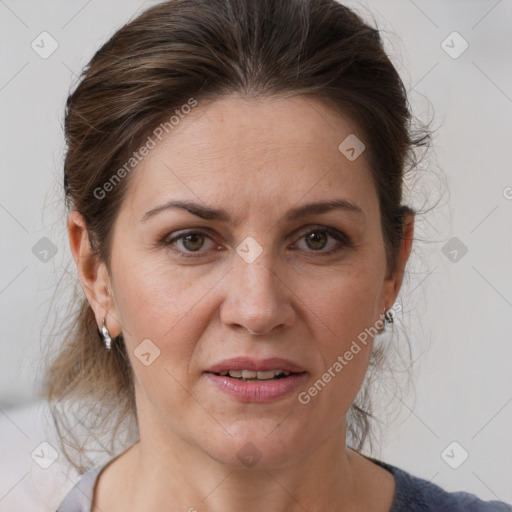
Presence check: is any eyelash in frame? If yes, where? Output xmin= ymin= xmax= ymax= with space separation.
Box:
xmin=162 ymin=226 xmax=352 ymax=259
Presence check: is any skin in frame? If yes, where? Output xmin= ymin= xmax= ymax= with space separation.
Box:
xmin=68 ymin=93 xmax=414 ymax=512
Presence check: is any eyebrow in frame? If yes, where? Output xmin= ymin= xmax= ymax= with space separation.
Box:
xmin=140 ymin=198 xmax=364 ymax=224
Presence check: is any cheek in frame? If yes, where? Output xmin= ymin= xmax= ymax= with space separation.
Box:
xmin=300 ymin=263 xmax=382 ymax=342
xmin=112 ymin=252 xmax=221 ymax=343
xmin=113 ymin=260 xmax=214 ymax=415
xmin=296 ymin=267 xmax=380 ymax=397
xmin=296 ymin=293 xmax=375 ymax=425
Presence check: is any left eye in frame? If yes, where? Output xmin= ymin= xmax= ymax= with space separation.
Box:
xmin=291 ymin=227 xmax=347 ymax=254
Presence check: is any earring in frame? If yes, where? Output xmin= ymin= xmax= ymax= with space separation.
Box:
xmin=384 ymin=307 xmax=394 ymax=324
xmin=101 ymin=316 xmax=113 ymax=350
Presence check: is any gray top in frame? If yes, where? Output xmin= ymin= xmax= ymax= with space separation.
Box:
xmin=56 ymin=457 xmax=512 ymax=511
xmin=57 ymin=464 xmax=104 ymax=511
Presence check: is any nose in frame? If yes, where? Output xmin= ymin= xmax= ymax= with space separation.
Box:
xmin=219 ymin=251 xmax=296 ymax=336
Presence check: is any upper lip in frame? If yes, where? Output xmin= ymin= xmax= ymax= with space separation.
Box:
xmin=206 ymin=357 xmax=306 ymax=374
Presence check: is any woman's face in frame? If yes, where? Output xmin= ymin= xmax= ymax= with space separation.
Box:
xmin=94 ymin=94 xmax=410 ymax=468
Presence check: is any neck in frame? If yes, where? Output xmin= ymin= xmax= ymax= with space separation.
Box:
xmin=112 ymin=423 xmax=368 ymax=512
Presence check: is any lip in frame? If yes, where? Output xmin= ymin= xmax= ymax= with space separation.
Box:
xmin=205 ymin=356 xmax=306 ymax=374
xmin=205 ymin=372 xmax=308 ymax=402
xmin=204 ymin=357 xmax=307 ymax=403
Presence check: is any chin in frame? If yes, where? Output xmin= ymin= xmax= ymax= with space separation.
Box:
xmin=201 ymin=422 xmax=309 ymax=470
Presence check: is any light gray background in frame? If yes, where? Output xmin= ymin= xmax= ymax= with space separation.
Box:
xmin=1 ymin=0 xmax=511 ymax=509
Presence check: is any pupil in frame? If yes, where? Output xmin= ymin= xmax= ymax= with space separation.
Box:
xmin=183 ymin=234 xmax=203 ymax=251
xmin=306 ymin=231 xmax=327 ymax=250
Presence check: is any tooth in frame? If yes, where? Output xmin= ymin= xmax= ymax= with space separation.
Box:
xmin=256 ymin=370 xmax=279 ymax=379
xmin=223 ymin=369 xmax=294 ymax=380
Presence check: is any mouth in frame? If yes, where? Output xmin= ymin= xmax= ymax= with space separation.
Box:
xmin=209 ymin=369 xmax=299 ymax=382
xmin=204 ymin=359 xmax=308 ymax=402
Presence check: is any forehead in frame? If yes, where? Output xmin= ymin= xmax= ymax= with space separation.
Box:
xmin=120 ymin=94 xmax=379 ymax=224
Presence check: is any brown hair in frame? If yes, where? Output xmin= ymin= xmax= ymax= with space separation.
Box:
xmin=43 ymin=0 xmax=430 ymax=472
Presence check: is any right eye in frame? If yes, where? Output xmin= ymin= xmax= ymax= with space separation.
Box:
xmin=164 ymin=231 xmax=221 ymax=258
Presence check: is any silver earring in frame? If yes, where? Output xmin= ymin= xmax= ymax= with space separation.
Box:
xmin=101 ymin=317 xmax=113 ymax=350
xmin=384 ymin=307 xmax=394 ymax=324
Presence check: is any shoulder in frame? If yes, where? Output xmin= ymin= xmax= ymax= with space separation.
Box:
xmin=56 ymin=464 xmax=106 ymax=512
xmin=368 ymin=457 xmax=512 ymax=512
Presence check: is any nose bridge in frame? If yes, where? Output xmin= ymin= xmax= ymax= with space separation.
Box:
xmin=238 ymin=251 xmax=279 ymax=301
xmin=220 ymin=246 xmax=294 ymax=335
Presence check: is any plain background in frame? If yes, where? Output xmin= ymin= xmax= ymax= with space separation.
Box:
xmin=1 ymin=0 xmax=511 ymax=508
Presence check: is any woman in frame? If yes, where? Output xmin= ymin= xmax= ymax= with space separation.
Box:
xmin=45 ymin=0 xmax=511 ymax=510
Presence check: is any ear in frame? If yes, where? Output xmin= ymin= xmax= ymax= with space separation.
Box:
xmin=67 ymin=211 xmax=122 ymax=337
xmin=382 ymin=210 xmax=415 ymax=312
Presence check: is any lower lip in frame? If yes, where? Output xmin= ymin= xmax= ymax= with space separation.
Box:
xmin=204 ymin=372 xmax=307 ymax=402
